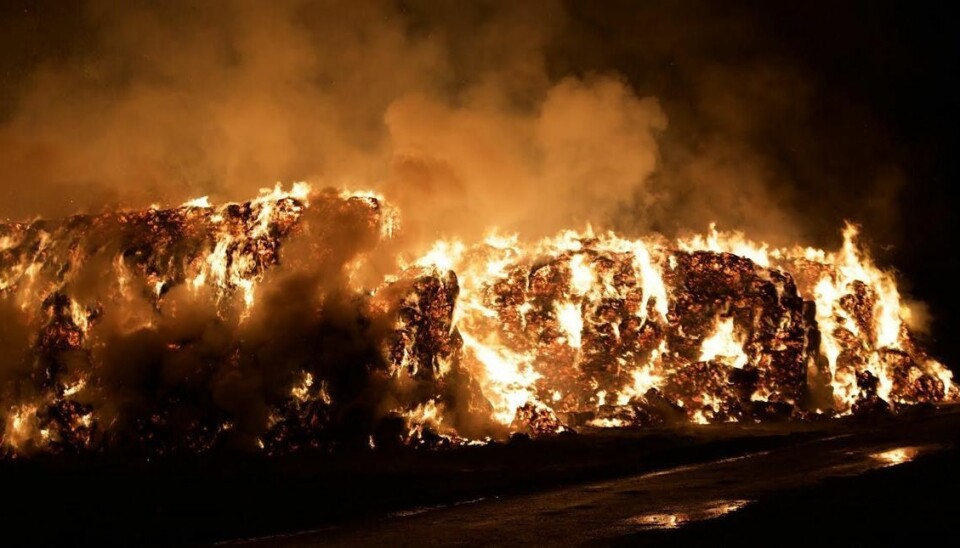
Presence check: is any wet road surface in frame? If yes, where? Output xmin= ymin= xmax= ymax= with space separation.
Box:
xmin=244 ymin=408 xmax=960 ymax=546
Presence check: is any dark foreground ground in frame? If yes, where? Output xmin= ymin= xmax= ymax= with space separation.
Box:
xmin=3 ymin=405 xmax=959 ymax=546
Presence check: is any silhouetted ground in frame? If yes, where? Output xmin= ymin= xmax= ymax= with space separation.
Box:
xmin=3 ymin=405 xmax=958 ymax=546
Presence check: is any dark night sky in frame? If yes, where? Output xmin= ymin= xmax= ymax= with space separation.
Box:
xmin=1 ymin=0 xmax=958 ymax=367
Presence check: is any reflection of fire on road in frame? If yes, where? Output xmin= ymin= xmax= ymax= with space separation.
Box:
xmin=870 ymin=446 xmax=921 ymax=467
xmin=625 ymin=499 xmax=753 ymax=530
xmin=0 ymin=185 xmax=955 ymax=455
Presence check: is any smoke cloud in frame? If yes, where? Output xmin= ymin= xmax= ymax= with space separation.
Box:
xmin=2 ymin=0 xmax=892 ymax=249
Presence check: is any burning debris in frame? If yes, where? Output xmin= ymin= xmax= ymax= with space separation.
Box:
xmin=0 ymin=186 xmax=955 ymax=456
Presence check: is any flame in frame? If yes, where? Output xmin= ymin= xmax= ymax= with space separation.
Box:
xmin=678 ymin=223 xmax=771 ymax=267
xmin=291 ymin=372 xmax=314 ymax=402
xmin=699 ymin=317 xmax=748 ymax=369
xmin=411 ymin=240 xmax=465 ymax=272
xmin=556 ymin=301 xmax=584 ymax=348
xmin=3 ymin=405 xmax=40 ymax=450
xmin=188 ymin=182 xmax=312 ymax=313
xmin=339 ymin=188 xmax=400 ymax=239
xmin=798 ymin=223 xmax=948 ymax=411
xmin=460 ymin=332 xmax=541 ymax=424
xmin=181 ymin=196 xmax=212 ymax=209
xmin=402 ymin=399 xmax=449 ymax=444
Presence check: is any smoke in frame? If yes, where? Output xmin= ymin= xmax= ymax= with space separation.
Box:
xmin=0 ymin=0 xmax=916 ymax=253
xmin=0 ymin=0 xmax=756 ymax=248
xmin=384 ymin=75 xmax=666 ymax=240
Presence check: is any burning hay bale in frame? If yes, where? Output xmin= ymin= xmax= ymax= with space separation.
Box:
xmin=0 ymin=185 xmax=400 ymax=455
xmin=510 ymin=402 xmax=570 ymax=437
xmin=661 ymin=251 xmax=807 ymax=421
xmin=445 ymin=244 xmax=810 ymax=427
xmin=385 ymin=269 xmax=461 ymax=380
xmin=422 ymin=224 xmax=954 ymax=434
xmin=0 ymin=187 xmax=955 ymax=456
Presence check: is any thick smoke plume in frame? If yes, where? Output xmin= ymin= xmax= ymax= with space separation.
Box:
xmin=1 ymin=1 xmax=921 ymax=254
xmin=2 ymin=0 xmax=907 ymax=246
xmin=0 ymin=1 xmax=663 ymax=245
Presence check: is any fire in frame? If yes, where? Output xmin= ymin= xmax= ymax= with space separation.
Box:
xmin=0 ymin=185 xmax=955 ymax=456
xmin=460 ymin=332 xmax=541 ymax=425
xmin=3 ymin=405 xmax=40 ymax=450
xmin=556 ymin=301 xmax=584 ymax=348
xmin=678 ymin=223 xmax=772 ymax=267
xmin=699 ymin=316 xmax=748 ymax=369
xmin=339 ymin=188 xmax=400 ymax=239
xmin=187 ymin=182 xmax=312 ymax=311
xmin=291 ymin=372 xmax=314 ymax=402
xmin=402 ymin=220 xmax=954 ymax=434
xmin=181 ymin=196 xmax=213 ymax=209
xmin=402 ymin=399 xmax=448 ymax=444
xmin=803 ymin=224 xmax=909 ymax=409
xmin=411 ymin=239 xmax=465 ymax=272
